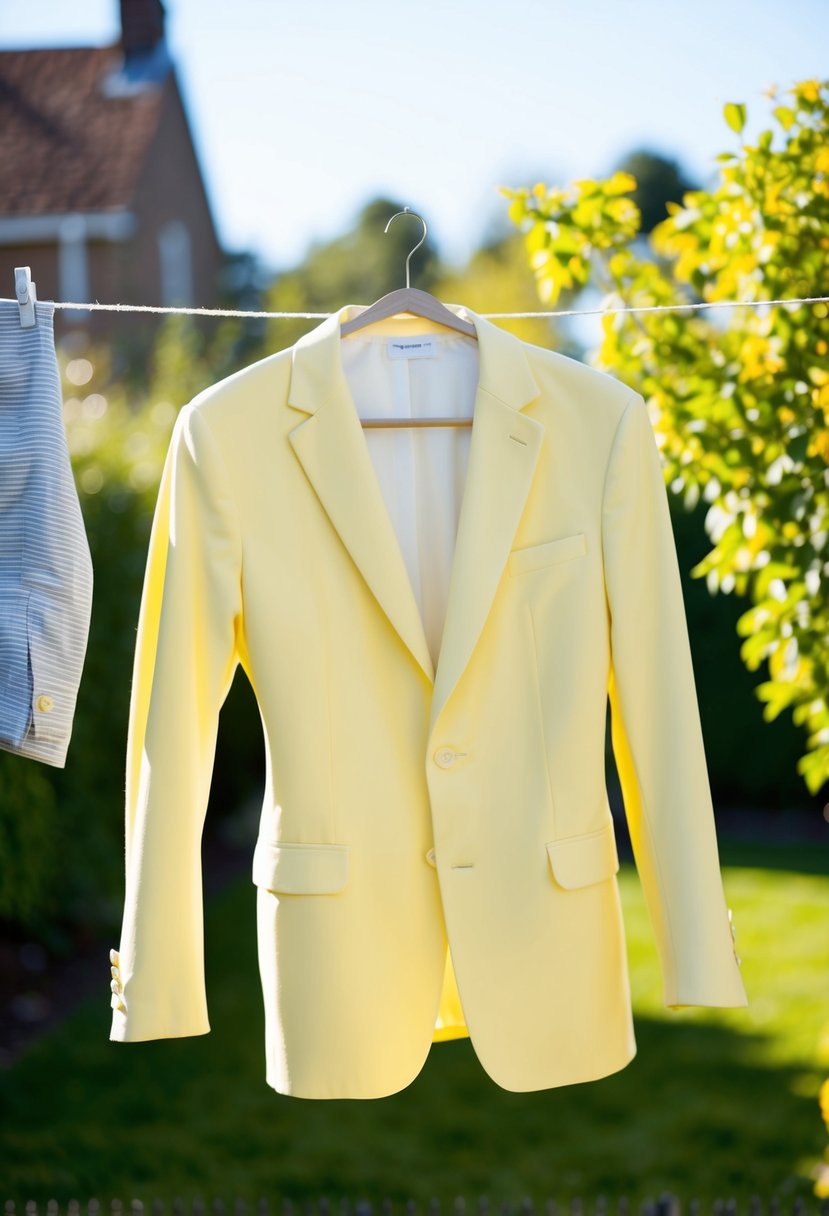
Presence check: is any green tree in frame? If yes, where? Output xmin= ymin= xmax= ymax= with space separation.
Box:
xmin=501 ymin=77 xmax=829 ymax=799
xmin=610 ymin=148 xmax=701 ymax=235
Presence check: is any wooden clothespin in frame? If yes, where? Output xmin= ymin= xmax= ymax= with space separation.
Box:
xmin=15 ymin=266 xmax=37 ymax=328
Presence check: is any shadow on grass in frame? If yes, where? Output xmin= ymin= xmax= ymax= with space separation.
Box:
xmin=0 ymin=873 xmax=823 ymax=1206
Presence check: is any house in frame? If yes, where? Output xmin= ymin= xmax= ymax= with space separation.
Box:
xmin=0 ymin=0 xmax=223 ymax=351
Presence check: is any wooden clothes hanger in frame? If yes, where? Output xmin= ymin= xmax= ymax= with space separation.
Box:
xmin=339 ymin=207 xmax=477 ymax=429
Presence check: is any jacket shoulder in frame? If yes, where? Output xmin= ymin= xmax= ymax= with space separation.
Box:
xmin=183 ymin=347 xmax=294 ymax=439
xmin=522 ymin=341 xmax=636 ymax=432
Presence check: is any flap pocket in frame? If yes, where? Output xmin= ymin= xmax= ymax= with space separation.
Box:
xmin=546 ymin=821 xmax=619 ymax=889
xmin=252 ymin=840 xmax=349 ymax=894
xmin=508 ymin=531 xmax=587 ymax=576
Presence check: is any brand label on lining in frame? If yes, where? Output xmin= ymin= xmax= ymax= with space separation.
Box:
xmin=387 ymin=338 xmax=438 ymax=360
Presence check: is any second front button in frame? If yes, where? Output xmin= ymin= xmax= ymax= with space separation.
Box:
xmin=434 ymin=748 xmax=456 ymax=768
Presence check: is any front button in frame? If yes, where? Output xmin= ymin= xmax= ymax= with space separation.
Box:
xmin=434 ymin=748 xmax=456 ymax=768
xmin=425 ymin=847 xmax=436 ymax=866
xmin=35 ymin=694 xmax=54 ymax=713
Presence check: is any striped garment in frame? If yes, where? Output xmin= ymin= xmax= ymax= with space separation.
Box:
xmin=0 ymin=298 xmax=93 ymax=767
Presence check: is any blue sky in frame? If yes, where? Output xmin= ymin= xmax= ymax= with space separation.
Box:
xmin=4 ymin=0 xmax=827 ymax=277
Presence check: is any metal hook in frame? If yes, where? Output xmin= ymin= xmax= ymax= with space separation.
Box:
xmin=384 ymin=206 xmax=427 ymax=289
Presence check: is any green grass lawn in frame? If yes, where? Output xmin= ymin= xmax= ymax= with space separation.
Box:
xmin=1 ymin=838 xmax=827 ymax=1208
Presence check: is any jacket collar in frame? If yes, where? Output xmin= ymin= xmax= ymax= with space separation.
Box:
xmin=286 ymin=301 xmax=544 ymax=738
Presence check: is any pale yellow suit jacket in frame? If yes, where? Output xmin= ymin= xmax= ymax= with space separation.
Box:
xmin=109 ymin=301 xmax=747 ymax=1099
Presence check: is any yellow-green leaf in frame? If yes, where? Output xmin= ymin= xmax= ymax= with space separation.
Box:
xmin=724 ymin=102 xmax=747 ymax=133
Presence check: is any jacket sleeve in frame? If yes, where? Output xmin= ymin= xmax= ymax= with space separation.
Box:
xmin=602 ymin=391 xmax=747 ymax=1009
xmin=110 ymin=400 xmax=242 ymax=1042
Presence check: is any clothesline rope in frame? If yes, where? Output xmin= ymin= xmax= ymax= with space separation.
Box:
xmin=45 ymin=295 xmax=829 ymax=320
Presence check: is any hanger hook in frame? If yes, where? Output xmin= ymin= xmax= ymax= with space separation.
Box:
xmin=384 ymin=206 xmax=427 ymax=289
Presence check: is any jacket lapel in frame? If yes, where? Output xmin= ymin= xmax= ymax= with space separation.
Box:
xmin=286 ymin=302 xmax=545 ymax=733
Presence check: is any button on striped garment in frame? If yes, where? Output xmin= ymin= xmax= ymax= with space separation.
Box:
xmin=0 ymin=298 xmax=93 ymax=767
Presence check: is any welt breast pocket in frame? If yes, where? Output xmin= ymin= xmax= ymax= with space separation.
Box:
xmin=507 ymin=530 xmax=588 ymax=577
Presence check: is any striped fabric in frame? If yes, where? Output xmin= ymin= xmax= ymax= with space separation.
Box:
xmin=0 ymin=298 xmax=93 ymax=767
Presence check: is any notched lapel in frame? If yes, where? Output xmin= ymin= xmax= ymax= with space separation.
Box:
xmin=285 ymin=304 xmax=545 ymax=726
xmin=288 ymin=384 xmax=437 ymax=684
xmin=430 ymin=387 xmax=544 ymax=736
